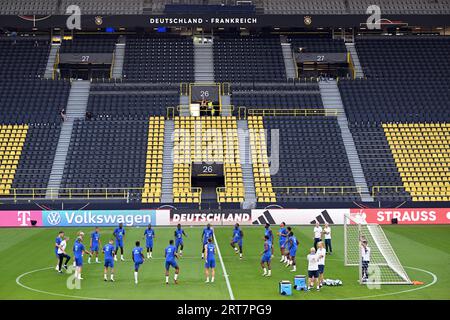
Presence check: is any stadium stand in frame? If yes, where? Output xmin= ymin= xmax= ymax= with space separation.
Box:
xmin=339 ymin=77 xmax=450 ymax=201
xmin=60 ymin=119 xmax=148 ymax=197
xmin=60 ymin=35 xmax=118 ymax=53
xmin=262 ymin=0 xmax=347 ymax=14
xmin=0 ymin=0 xmax=58 ymax=15
xmin=356 ymin=37 xmax=450 ymax=79
xmin=263 ymin=116 xmax=359 ymax=202
xmin=87 ymin=83 xmax=180 ymax=118
xmin=0 ymin=39 xmax=50 ymax=79
xmin=347 ymin=0 xmax=450 ymax=14
xmin=289 ymin=36 xmax=347 ymax=53
xmin=142 ymin=117 xmax=165 ymax=203
xmin=248 ymin=116 xmax=277 ymax=203
xmin=0 ymin=125 xmax=28 ymax=196
xmin=383 ymin=123 xmax=450 ymax=202
xmin=231 ymin=82 xmax=323 ymax=115
xmin=123 ymin=36 xmax=194 ymax=82
xmin=12 ymin=124 xmax=62 ymax=193
xmin=173 ymin=117 xmax=244 ymax=204
xmin=0 ymin=79 xmax=70 ymax=124
xmin=59 ymin=0 xmax=143 ymax=14
xmin=213 ymin=36 xmax=286 ymax=83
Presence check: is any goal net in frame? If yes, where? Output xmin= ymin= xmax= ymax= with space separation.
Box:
xmin=344 ymin=213 xmax=412 ymax=285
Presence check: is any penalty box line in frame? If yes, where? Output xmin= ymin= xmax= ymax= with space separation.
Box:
xmin=213 ymin=233 xmax=235 ymax=300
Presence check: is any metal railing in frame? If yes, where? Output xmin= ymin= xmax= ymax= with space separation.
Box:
xmin=246 ymin=108 xmax=339 ymax=117
xmin=371 ymin=186 xmax=407 ymax=197
xmin=272 ymin=186 xmax=362 ymax=196
xmin=1 ymin=187 xmax=142 ymax=202
xmin=216 ymin=186 xmax=244 ymax=204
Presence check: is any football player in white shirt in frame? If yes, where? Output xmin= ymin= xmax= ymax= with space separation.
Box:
xmin=361 ymin=240 xmax=371 ymax=282
xmin=316 ymin=241 xmax=326 ymax=287
xmin=57 ymin=237 xmax=71 ymax=273
xmin=307 ymin=247 xmax=320 ymax=291
xmin=323 ymin=223 xmax=332 ymax=254
xmin=313 ymin=222 xmax=322 ymax=250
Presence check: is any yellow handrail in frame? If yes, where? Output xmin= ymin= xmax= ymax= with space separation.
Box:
xmin=272 ymin=186 xmax=362 ymax=196
xmin=247 ymin=108 xmax=338 ymax=117
xmin=2 ymin=187 xmax=141 ymax=201
xmin=371 ymin=186 xmax=407 ymax=197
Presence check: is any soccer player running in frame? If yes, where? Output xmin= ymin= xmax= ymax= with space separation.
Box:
xmin=174 ymin=224 xmax=187 ymax=256
xmin=288 ymin=231 xmax=299 ymax=272
xmin=73 ymin=236 xmax=91 ymax=280
xmin=307 ymin=247 xmax=320 ymax=291
xmin=103 ymin=239 xmax=116 ymax=282
xmin=260 ymin=235 xmax=272 ymax=277
xmin=132 ymin=241 xmax=144 ymax=284
xmin=278 ymin=222 xmax=288 ymax=263
xmin=57 ymin=236 xmax=71 ymax=273
xmin=88 ymin=227 xmax=101 ymax=264
xmin=264 ymin=223 xmax=274 ymax=257
xmin=143 ymin=224 xmax=155 ymax=259
xmin=316 ymin=241 xmax=326 ymax=287
xmin=204 ymin=238 xmax=216 ymax=283
xmin=165 ymin=239 xmax=180 ymax=285
xmin=230 ymin=223 xmax=244 ymax=259
xmin=201 ymin=224 xmax=214 ymax=259
xmin=313 ymin=222 xmax=323 ymax=251
xmin=54 ymin=231 xmax=64 ymax=270
xmin=113 ymin=223 xmax=125 ymax=261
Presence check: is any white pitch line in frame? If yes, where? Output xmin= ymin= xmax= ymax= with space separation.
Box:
xmin=213 ymin=234 xmax=235 ymax=300
xmin=338 ymin=266 xmax=438 ymax=300
xmin=16 ymin=267 xmax=108 ymax=300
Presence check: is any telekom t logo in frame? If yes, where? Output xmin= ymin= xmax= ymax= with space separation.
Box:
xmin=17 ymin=211 xmax=31 ymax=226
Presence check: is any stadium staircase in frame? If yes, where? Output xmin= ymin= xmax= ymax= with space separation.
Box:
xmin=45 ymin=80 xmax=91 ymax=199
xmin=221 ymin=94 xmax=232 ymax=116
xmin=237 ymin=120 xmax=257 ymax=209
xmin=44 ymin=43 xmax=60 ymax=79
xmin=161 ymin=120 xmax=175 ymax=203
xmin=111 ymin=36 xmax=126 ymax=79
xmin=281 ymin=41 xmax=297 ymax=80
xmin=345 ymin=43 xmax=364 ymax=78
xmin=194 ymin=37 xmax=214 ymax=83
xmin=319 ymin=80 xmax=373 ymax=202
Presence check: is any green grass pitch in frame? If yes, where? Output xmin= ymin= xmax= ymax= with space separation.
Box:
xmin=0 ymin=225 xmax=448 ymax=300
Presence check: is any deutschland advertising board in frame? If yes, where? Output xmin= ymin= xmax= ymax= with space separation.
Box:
xmin=169 ymin=210 xmax=252 ymax=226
xmin=1 ymin=208 xmax=450 ymax=227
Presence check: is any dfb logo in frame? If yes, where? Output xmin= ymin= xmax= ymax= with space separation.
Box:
xmin=47 ymin=212 xmax=62 ymax=226
xmin=17 ymin=211 xmax=31 ymax=226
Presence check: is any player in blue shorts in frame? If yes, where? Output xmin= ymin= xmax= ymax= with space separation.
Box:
xmin=288 ymin=231 xmax=299 ymax=272
xmin=103 ymin=239 xmax=115 ymax=282
xmin=264 ymin=223 xmax=274 ymax=257
xmin=73 ymin=236 xmax=91 ymax=280
xmin=201 ymin=224 xmax=214 ymax=259
xmin=54 ymin=231 xmax=64 ymax=270
xmin=278 ymin=222 xmax=288 ymax=263
xmin=230 ymin=223 xmax=244 ymax=259
xmin=260 ymin=235 xmax=272 ymax=277
xmin=88 ymin=227 xmax=101 ymax=264
xmin=174 ymin=224 xmax=187 ymax=256
xmin=143 ymin=224 xmax=155 ymax=259
xmin=283 ymin=226 xmax=292 ymax=267
xmin=204 ymin=238 xmax=216 ymax=283
xmin=165 ymin=239 xmax=180 ymax=285
xmin=132 ymin=241 xmax=144 ymax=284
xmin=113 ymin=223 xmax=125 ymax=261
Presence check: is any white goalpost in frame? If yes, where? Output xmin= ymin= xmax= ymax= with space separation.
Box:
xmin=344 ymin=213 xmax=412 ymax=285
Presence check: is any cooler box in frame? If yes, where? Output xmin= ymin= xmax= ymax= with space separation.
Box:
xmin=294 ymin=275 xmax=307 ymax=291
xmin=279 ymin=280 xmax=292 ymax=296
